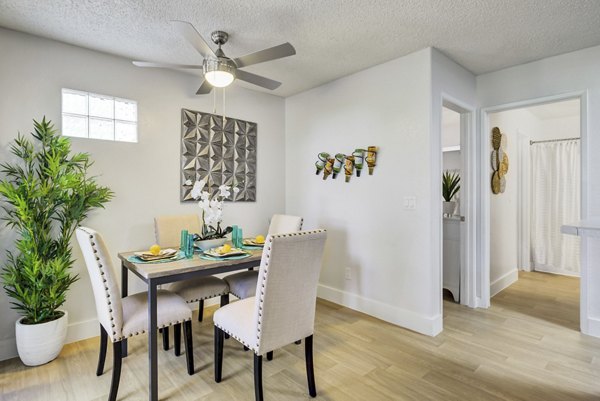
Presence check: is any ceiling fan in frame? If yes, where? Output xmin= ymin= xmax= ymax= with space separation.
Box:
xmin=133 ymin=20 xmax=296 ymax=94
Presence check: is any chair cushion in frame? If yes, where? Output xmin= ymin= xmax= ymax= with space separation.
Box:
xmin=121 ymin=290 xmax=191 ymax=339
xmin=213 ymin=297 xmax=257 ymax=351
xmin=166 ymin=276 xmax=229 ymax=303
xmin=224 ymin=270 xmax=259 ymax=299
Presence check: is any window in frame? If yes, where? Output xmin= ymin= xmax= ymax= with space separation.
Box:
xmin=61 ymin=89 xmax=137 ymax=142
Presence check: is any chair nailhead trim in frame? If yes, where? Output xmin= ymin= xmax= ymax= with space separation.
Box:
xmin=81 ymin=227 xmax=120 ymax=342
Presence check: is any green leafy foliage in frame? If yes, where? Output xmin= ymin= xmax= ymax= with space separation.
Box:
xmin=442 ymin=171 xmax=460 ymax=202
xmin=0 ymin=118 xmax=113 ymax=324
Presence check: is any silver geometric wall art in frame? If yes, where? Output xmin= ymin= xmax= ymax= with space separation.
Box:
xmin=181 ymin=108 xmax=257 ymax=202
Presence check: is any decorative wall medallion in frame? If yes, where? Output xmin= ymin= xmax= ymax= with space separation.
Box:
xmin=180 ymin=108 xmax=257 ymax=202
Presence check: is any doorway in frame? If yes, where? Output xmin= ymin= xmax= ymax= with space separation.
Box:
xmin=439 ymin=99 xmax=476 ymax=312
xmin=441 ymin=107 xmax=462 ymax=303
xmin=482 ymin=95 xmax=584 ymax=331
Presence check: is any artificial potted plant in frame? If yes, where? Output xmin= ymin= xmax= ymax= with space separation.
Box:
xmin=442 ymin=170 xmax=460 ymax=216
xmin=0 ymin=118 xmax=113 ymax=366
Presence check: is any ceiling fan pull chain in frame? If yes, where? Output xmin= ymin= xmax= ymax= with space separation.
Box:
xmin=213 ymin=89 xmax=217 ymax=114
xmin=222 ymin=88 xmax=226 ymax=125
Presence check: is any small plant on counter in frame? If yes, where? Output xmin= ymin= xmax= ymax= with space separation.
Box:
xmin=442 ymin=171 xmax=460 ymax=202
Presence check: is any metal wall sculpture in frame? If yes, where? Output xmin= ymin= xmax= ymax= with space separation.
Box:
xmin=181 ymin=108 xmax=257 ymax=202
xmin=491 ymin=126 xmax=509 ymax=194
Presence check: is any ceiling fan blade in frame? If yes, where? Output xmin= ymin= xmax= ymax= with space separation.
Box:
xmin=233 ymin=43 xmax=296 ymax=68
xmin=171 ymin=20 xmax=215 ymax=58
xmin=236 ymin=69 xmax=282 ymax=90
xmin=132 ymin=61 xmax=203 ymax=69
xmin=196 ymin=79 xmax=213 ymax=95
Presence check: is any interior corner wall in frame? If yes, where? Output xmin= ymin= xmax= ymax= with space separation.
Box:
xmin=285 ymin=48 xmax=439 ymax=335
xmin=477 ymin=45 xmax=600 ymax=337
xmin=0 ymin=27 xmax=286 ymax=360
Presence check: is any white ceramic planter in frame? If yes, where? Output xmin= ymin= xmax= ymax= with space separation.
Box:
xmin=443 ymin=201 xmax=457 ymax=216
xmin=15 ymin=310 xmax=68 ymax=366
xmin=195 ymin=237 xmax=227 ymax=251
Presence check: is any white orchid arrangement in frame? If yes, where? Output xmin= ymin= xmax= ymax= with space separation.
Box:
xmin=185 ymin=179 xmax=240 ymax=240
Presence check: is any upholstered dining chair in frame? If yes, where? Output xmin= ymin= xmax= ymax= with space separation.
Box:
xmin=76 ymin=227 xmax=194 ymax=401
xmin=213 ymin=230 xmax=327 ymax=401
xmin=224 ymin=214 xmax=303 ymax=300
xmin=154 ymin=214 xmax=230 ymax=353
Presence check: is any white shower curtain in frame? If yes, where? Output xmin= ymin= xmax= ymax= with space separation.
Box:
xmin=530 ymin=140 xmax=580 ymax=275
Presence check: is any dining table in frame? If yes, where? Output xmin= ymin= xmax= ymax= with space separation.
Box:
xmin=117 ymin=246 xmax=263 ymax=401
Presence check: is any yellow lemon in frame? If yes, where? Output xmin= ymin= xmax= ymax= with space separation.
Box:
xmin=255 ymin=235 xmax=265 ymax=244
xmin=219 ymin=243 xmax=232 ymax=254
xmin=149 ymin=244 xmax=161 ymax=256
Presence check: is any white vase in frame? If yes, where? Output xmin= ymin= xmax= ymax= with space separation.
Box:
xmin=443 ymin=201 xmax=457 ymax=216
xmin=195 ymin=237 xmax=227 ymax=251
xmin=15 ymin=310 xmax=68 ymax=366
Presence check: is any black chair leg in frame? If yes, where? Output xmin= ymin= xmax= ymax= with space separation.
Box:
xmin=266 ymin=351 xmax=273 ymax=361
xmin=214 ymin=326 xmax=224 ymax=383
xmin=295 ymin=340 xmax=302 ymax=345
xmin=109 ymin=341 xmax=123 ymax=401
xmin=305 ymin=335 xmax=317 ymax=397
xmin=183 ymin=321 xmax=194 ymax=375
xmin=174 ymin=323 xmax=182 ymax=356
xmin=198 ymin=299 xmax=204 ymax=322
xmin=96 ymin=325 xmax=107 ymax=376
xmin=220 ymin=295 xmax=230 ymax=339
xmin=254 ymin=354 xmax=263 ymax=401
xmin=162 ymin=327 xmax=169 ymax=351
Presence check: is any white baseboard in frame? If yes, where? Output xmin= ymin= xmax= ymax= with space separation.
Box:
xmin=490 ymin=269 xmax=519 ymax=297
xmin=317 ymin=284 xmax=443 ymax=336
xmin=582 ymin=316 xmax=600 ymax=338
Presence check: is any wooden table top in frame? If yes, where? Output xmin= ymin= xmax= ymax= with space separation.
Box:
xmin=118 ymin=248 xmax=263 ymax=280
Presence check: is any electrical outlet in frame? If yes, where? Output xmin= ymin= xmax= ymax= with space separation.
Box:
xmin=403 ymin=196 xmax=416 ymax=210
xmin=344 ymin=267 xmax=352 ymax=280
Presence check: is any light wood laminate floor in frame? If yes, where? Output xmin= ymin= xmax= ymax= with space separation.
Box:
xmin=1 ymin=271 xmax=598 ymax=400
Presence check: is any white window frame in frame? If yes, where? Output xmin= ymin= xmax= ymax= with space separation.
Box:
xmin=61 ymin=88 xmax=138 ymax=142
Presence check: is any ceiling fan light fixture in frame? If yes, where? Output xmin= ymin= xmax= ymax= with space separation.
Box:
xmin=204 ymin=58 xmax=236 ymax=88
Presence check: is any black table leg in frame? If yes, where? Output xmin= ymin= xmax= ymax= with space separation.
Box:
xmin=121 ymin=261 xmax=129 ymax=357
xmin=148 ymin=279 xmax=158 ymax=401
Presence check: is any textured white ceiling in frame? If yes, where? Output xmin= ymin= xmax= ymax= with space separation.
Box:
xmin=1 ymin=0 xmax=600 ymax=97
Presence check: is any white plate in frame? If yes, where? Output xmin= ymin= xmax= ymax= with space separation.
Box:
xmin=204 ymin=247 xmax=248 ymax=258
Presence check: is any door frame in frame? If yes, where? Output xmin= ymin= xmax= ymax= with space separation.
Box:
xmin=478 ymin=91 xmax=588 ymax=330
xmin=439 ymin=95 xmax=477 ymax=311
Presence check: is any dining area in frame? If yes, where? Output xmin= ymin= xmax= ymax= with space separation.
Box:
xmin=73 ymin=202 xmax=325 ymax=401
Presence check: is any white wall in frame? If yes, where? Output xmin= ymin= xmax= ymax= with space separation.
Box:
xmin=478 ymin=45 xmax=600 ymax=336
xmin=0 ymin=28 xmax=286 ymax=360
xmin=285 ymin=48 xmax=438 ymax=335
xmin=443 ymin=151 xmax=461 ymax=171
xmin=535 ymin=115 xmax=580 ymax=141
xmin=488 ymin=109 xmax=538 ymax=295
xmin=284 ymin=47 xmax=476 ymax=336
